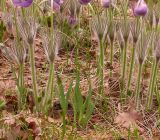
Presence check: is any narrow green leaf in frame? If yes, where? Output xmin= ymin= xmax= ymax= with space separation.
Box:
xmin=0 ymin=100 xmax=6 ymax=109
xmin=66 ymin=81 xmax=73 ymax=101
xmin=80 ymin=85 xmax=92 ymax=117
xmin=75 ymin=73 xmax=83 ymax=114
xmin=57 ymin=75 xmax=67 ymax=114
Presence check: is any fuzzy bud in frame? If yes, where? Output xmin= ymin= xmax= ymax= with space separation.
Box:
xmin=134 ymin=0 xmax=148 ymax=16
xmin=101 ymin=0 xmax=110 ymax=8
xmin=68 ymin=15 xmax=77 ymax=27
xmin=79 ymin=0 xmax=92 ymax=5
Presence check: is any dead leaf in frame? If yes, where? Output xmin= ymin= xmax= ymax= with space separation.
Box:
xmin=48 ymin=117 xmax=55 ymax=123
xmin=4 ymin=116 xmax=15 ymax=126
xmin=7 ymin=124 xmax=29 ymax=140
xmin=0 ymin=129 xmax=6 ymax=139
xmin=115 ymin=105 xmax=144 ymax=133
xmin=25 ymin=117 xmax=41 ymax=136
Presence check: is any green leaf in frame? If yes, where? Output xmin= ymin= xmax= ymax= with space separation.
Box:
xmin=0 ymin=100 xmax=6 ymax=109
xmin=57 ymin=75 xmax=66 ymax=114
xmin=66 ymin=81 xmax=73 ymax=101
xmin=80 ymin=85 xmax=92 ymax=118
xmin=75 ymin=73 xmax=83 ymax=114
xmin=85 ymin=101 xmax=95 ymax=122
xmin=80 ymin=101 xmax=95 ymax=127
xmin=0 ymin=22 xmax=5 ymax=42
xmin=72 ymin=73 xmax=95 ymax=127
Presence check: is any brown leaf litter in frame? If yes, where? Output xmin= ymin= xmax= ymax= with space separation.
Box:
xmin=114 ymin=103 xmax=144 ymax=133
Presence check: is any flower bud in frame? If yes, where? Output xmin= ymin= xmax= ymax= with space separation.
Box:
xmin=50 ymin=0 xmax=64 ymax=11
xmin=154 ymin=32 xmax=160 ymax=61
xmin=79 ymin=0 xmax=92 ymax=5
xmin=53 ymin=1 xmax=60 ymax=11
xmin=134 ymin=0 xmax=148 ymax=16
xmin=101 ymin=0 xmax=110 ymax=8
xmin=68 ymin=16 xmax=77 ymax=27
xmin=12 ymin=0 xmax=33 ymax=7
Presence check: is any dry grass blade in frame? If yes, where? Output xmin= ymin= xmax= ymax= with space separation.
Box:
xmin=108 ymin=78 xmax=121 ymax=97
xmin=115 ymin=102 xmax=143 ymax=132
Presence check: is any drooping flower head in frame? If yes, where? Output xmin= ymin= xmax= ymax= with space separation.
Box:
xmin=136 ymin=30 xmax=151 ymax=64
xmin=134 ymin=0 xmax=148 ymax=16
xmin=2 ymin=13 xmax=13 ymax=33
xmin=67 ymin=0 xmax=81 ymax=27
xmin=40 ymin=28 xmax=61 ymax=62
xmin=12 ymin=0 xmax=33 ymax=7
xmin=16 ymin=15 xmax=39 ymax=45
xmin=130 ymin=19 xmax=141 ymax=44
xmin=91 ymin=15 xmax=108 ymax=43
xmin=154 ymin=3 xmax=160 ymax=27
xmin=153 ymin=32 xmax=160 ymax=61
xmin=79 ymin=0 xmax=92 ymax=5
xmin=118 ymin=19 xmax=130 ymax=43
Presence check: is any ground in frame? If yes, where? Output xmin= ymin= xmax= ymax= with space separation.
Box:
xmin=0 ymin=35 xmax=160 ymax=140
xmin=0 ymin=1 xmax=160 ymax=139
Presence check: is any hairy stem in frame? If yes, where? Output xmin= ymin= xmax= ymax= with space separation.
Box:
xmin=18 ymin=63 xmax=25 ymax=110
xmin=146 ymin=59 xmax=158 ymax=110
xmin=126 ymin=44 xmax=136 ymax=93
xmin=122 ymin=41 xmax=127 ymax=83
xmin=121 ymin=41 xmax=127 ymax=99
xmin=61 ymin=114 xmax=66 ymax=140
xmin=43 ymin=62 xmax=54 ymax=113
xmin=99 ymin=39 xmax=104 ymax=95
xmin=49 ymin=62 xmax=55 ymax=106
xmin=29 ymin=44 xmax=39 ymax=111
xmin=135 ymin=63 xmax=143 ymax=110
xmin=109 ymin=41 xmax=114 ymax=77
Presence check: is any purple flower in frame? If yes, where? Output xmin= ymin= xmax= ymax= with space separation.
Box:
xmin=101 ymin=0 xmax=110 ymax=8
xmin=68 ymin=16 xmax=77 ymax=27
xmin=54 ymin=0 xmax=63 ymax=5
xmin=12 ymin=0 xmax=33 ymax=7
xmin=52 ymin=1 xmax=60 ymax=11
xmin=50 ymin=0 xmax=64 ymax=11
xmin=134 ymin=0 xmax=148 ymax=16
xmin=79 ymin=0 xmax=92 ymax=5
